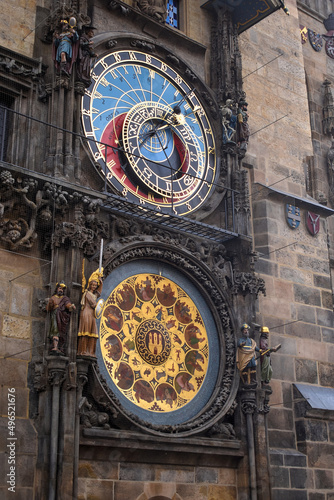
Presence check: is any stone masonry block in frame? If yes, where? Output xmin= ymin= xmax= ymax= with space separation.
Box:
xmin=0 ymin=359 xmax=28 ymax=388
xmin=119 ymin=463 xmax=155 ymax=482
xmin=207 ymin=485 xmax=236 ymax=500
xmin=280 ymin=266 xmax=312 ymax=285
xmin=176 ymin=483 xmax=208 ymax=500
xmin=254 ymin=258 xmax=278 ymax=277
xmin=270 ymin=466 xmax=290 ymax=488
xmin=253 ymin=199 xmax=280 ymax=219
xmin=296 ymin=304 xmax=316 ymax=323
xmin=313 ymin=274 xmax=331 ymax=289
xmin=84 ymin=478 xmax=116 ymax=498
xmin=272 ymin=489 xmax=307 ymax=500
xmin=321 ymin=290 xmax=333 ymax=309
xmin=268 ymin=408 xmax=294 ymax=431
xmin=316 ymin=308 xmax=334 ymax=328
xmin=295 ymin=358 xmax=318 ymax=384
xmin=296 ymin=419 xmax=328 ymax=443
xmin=2 ymin=315 xmax=31 ymax=340
xmin=270 ymin=450 xmax=284 ymax=466
xmin=217 ymin=468 xmax=236 ymax=485
xmin=10 ymin=284 xmax=31 ymax=316
xmin=0 ymin=279 xmax=10 ymax=313
xmin=319 ymin=362 xmax=334 ymax=387
xmin=329 ymin=421 xmax=334 ymax=442
xmin=297 ymin=255 xmax=329 ymax=275
xmin=290 ymin=467 xmax=311 ymax=489
xmin=0 ymin=337 xmax=31 ymax=361
xmin=253 ymin=217 xmax=278 ymax=235
xmin=293 ymin=284 xmax=321 ymax=307
xmin=298 ymin=442 xmax=334 ymax=468
xmin=289 ymin=321 xmax=321 ymax=341
xmin=269 ymin=429 xmax=296 ymax=449
xmin=270 ymin=355 xmax=295 ymax=381
xmin=195 ymin=467 xmax=218 ymax=484
xmin=155 ymin=465 xmax=194 ymax=483
xmin=322 ymin=327 xmax=334 ymax=344
xmin=309 ymin=493 xmax=325 ymax=500
xmin=79 ymin=461 xmax=118 ymax=480
xmin=283 ymin=450 xmax=307 ymax=467
xmin=296 ymin=339 xmax=327 ymax=361
xmin=314 ymin=469 xmax=334 ymax=490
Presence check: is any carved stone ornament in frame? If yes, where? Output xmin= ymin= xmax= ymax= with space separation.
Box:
xmin=79 ymin=397 xmax=111 ymax=429
xmin=0 ymin=47 xmax=48 ymax=101
xmin=323 ymin=80 xmax=334 ymax=137
xmin=231 ymin=272 xmax=266 ymax=298
xmin=207 ymin=421 xmax=236 ymax=440
xmin=33 ymin=361 xmax=48 ymax=392
xmin=136 ymin=0 xmax=167 ymax=23
xmin=0 ymin=170 xmax=108 ymax=255
xmin=89 ymin=243 xmax=239 ymax=437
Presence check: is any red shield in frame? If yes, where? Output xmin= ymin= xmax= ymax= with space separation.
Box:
xmin=306 ymin=212 xmax=320 ymax=236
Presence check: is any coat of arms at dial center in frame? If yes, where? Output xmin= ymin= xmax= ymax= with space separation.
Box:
xmin=136 ymin=319 xmax=172 ymax=365
xmin=99 ymin=273 xmax=210 ymax=413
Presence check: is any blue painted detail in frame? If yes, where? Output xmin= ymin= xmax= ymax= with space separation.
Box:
xmin=166 ymin=0 xmax=179 ymax=28
xmin=286 ymin=204 xmax=301 ymax=230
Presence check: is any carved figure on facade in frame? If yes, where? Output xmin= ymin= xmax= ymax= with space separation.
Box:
xmin=137 ymin=0 xmax=167 ymax=22
xmin=259 ymin=326 xmax=281 ymax=385
xmin=323 ymin=80 xmax=334 ymax=136
xmin=237 ymin=100 xmax=250 ymax=150
xmin=236 ymin=323 xmax=259 ymax=384
xmin=77 ymin=268 xmax=103 ymax=357
xmin=221 ymin=99 xmax=237 ymax=144
xmin=327 ymin=140 xmax=334 ymax=195
xmin=33 ymin=361 xmax=48 ymax=392
xmin=207 ymin=421 xmax=236 ymax=440
xmin=77 ymin=25 xmax=97 ymax=87
xmin=79 ymin=397 xmax=110 ymax=429
xmin=46 ymin=281 xmax=76 ymax=354
xmin=53 ymin=18 xmax=79 ymax=76
xmin=0 ymin=171 xmax=50 ymax=250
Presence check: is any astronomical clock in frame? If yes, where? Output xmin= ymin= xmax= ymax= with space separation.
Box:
xmin=81 ymin=40 xmax=237 ymax=436
xmin=82 ymin=48 xmax=217 ymax=216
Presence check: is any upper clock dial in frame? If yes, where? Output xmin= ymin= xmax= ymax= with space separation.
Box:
xmin=82 ymin=50 xmax=217 ymax=216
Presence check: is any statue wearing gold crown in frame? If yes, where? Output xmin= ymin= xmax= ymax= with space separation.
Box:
xmin=77 ymin=267 xmax=103 ymax=357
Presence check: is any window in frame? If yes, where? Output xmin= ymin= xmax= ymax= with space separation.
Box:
xmin=0 ymin=92 xmax=14 ymax=162
xmin=166 ymin=0 xmax=179 ymax=28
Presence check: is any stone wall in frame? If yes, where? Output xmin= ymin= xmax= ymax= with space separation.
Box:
xmin=0 ymin=0 xmax=37 ymax=57
xmin=240 ymin=0 xmax=334 ymax=498
xmin=0 ymin=248 xmax=45 ymax=498
xmin=78 ymin=461 xmax=237 ymax=500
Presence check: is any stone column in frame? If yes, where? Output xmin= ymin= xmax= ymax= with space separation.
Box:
xmin=47 ymin=356 xmax=67 ymax=500
xmin=240 ymin=385 xmax=258 ymax=500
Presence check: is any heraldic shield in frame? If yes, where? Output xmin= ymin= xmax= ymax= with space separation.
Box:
xmin=286 ymin=204 xmax=301 ymax=229
xmin=306 ymin=211 xmax=320 ymax=236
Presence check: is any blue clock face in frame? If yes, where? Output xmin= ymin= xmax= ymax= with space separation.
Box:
xmin=82 ymin=50 xmax=217 ymax=216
